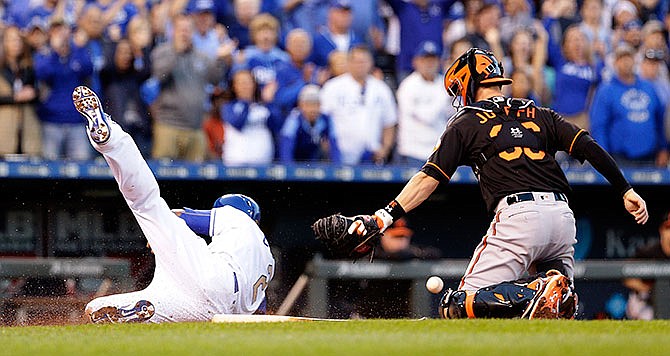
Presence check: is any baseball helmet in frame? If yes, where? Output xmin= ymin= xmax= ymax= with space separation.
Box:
xmin=213 ymin=194 xmax=261 ymax=224
xmin=444 ymin=48 xmax=512 ymax=107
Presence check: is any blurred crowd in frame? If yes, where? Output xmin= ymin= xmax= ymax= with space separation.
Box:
xmin=1 ymin=0 xmax=670 ymax=167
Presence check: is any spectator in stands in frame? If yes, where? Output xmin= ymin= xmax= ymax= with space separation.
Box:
xmin=638 ymin=0 xmax=668 ymax=23
xmin=578 ymin=0 xmax=609 ymax=61
xmin=310 ymin=0 xmax=363 ymax=68
xmin=509 ymin=70 xmax=540 ymax=103
xmin=127 ymin=15 xmax=154 ymax=73
xmin=326 ymin=50 xmax=348 ymax=78
xmin=386 ymin=0 xmax=450 ymax=81
xmin=3 ymin=0 xmax=32 ymax=29
xmin=499 ymin=0 xmax=537 ymax=49
xmin=640 ymin=20 xmax=669 ymax=54
xmin=444 ymin=37 xmax=473 ymax=72
xmin=27 ymin=0 xmax=70 ymax=27
xmin=443 ymin=0 xmax=481 ymax=50
xmin=612 ymin=0 xmax=639 ymax=31
xmin=624 ymin=211 xmax=670 ymax=320
xmin=348 ymin=0 xmax=385 ymax=47
xmin=503 ymin=26 xmax=548 ymax=104
xmin=23 ymin=17 xmax=50 ymax=54
xmin=98 ymin=0 xmax=144 ymax=40
xmin=547 ymin=25 xmax=602 ymax=130
xmin=100 ymin=39 xmax=152 ymax=156
xmin=274 ymin=29 xmax=323 ymax=116
xmin=281 ymin=0 xmax=330 ymax=38
xmin=610 ymin=1 xmax=643 ymax=52
xmin=188 ymin=0 xmax=222 ymax=57
xmin=639 ymin=48 xmax=670 ymax=109
xmin=278 ymin=84 xmax=340 ymax=163
xmin=0 ymin=25 xmax=41 ymax=158
xmin=227 ymin=0 xmax=262 ymax=49
xmin=221 ymin=68 xmax=282 ymax=166
xmin=34 ymin=20 xmax=93 ymax=160
xmin=150 ymin=1 xmax=170 ymax=46
xmin=395 ymin=41 xmax=450 ymax=166
xmin=75 ymin=5 xmax=108 ymax=96
xmin=540 ymin=0 xmax=579 ymax=35
xmin=590 ymin=44 xmax=669 ymax=167
xmin=244 ymin=13 xmax=289 ymax=89
xmin=186 ymin=0 xmax=237 ymax=61
xmin=150 ymin=14 xmax=227 ymax=162
xmin=620 ymin=18 xmax=643 ymax=50
xmin=463 ymin=2 xmax=505 ymax=61
xmin=203 ymin=86 xmax=228 ymax=160
xmin=283 ymin=0 xmax=382 ymax=45
xmin=320 ymin=45 xmax=397 ymax=165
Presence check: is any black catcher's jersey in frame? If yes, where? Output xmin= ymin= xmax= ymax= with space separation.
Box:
xmin=421 ymin=96 xmax=587 ymax=213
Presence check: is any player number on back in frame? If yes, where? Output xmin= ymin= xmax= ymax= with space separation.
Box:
xmin=252 ymin=265 xmax=273 ymax=303
xmin=489 ymin=122 xmax=545 ymax=161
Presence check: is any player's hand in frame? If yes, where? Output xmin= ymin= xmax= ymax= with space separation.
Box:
xmin=261 ymin=81 xmax=278 ymax=103
xmin=347 ymin=215 xmax=384 ymax=236
xmin=623 ymin=188 xmax=648 ymax=225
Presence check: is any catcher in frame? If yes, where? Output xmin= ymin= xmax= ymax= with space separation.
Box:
xmin=313 ymin=48 xmax=649 ymax=319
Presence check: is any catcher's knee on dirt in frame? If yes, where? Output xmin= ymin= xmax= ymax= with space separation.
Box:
xmin=439 ymin=270 xmax=577 ymax=319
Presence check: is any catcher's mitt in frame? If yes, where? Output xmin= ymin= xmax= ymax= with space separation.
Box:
xmin=311 ymin=214 xmax=382 ymax=259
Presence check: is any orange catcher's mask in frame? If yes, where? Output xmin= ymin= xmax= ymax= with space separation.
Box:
xmin=444 ymin=48 xmax=513 ymax=107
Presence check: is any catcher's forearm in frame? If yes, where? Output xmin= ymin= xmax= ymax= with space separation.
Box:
xmin=395 ymin=171 xmax=440 ymax=212
xmin=375 ymin=172 xmax=440 ymax=228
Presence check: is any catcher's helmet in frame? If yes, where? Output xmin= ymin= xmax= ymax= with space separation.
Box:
xmin=213 ymin=194 xmax=261 ymax=224
xmin=444 ymin=48 xmax=512 ymax=107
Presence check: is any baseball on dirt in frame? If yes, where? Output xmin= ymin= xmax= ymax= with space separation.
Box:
xmin=425 ymin=276 xmax=444 ymax=294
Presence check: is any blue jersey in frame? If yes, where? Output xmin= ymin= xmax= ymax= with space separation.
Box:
xmin=280 ymin=0 xmax=330 ymax=38
xmin=310 ymin=29 xmax=363 ymax=67
xmin=34 ymin=43 xmax=94 ymax=124
xmin=590 ymin=76 xmax=667 ymax=159
xmin=244 ymin=46 xmax=290 ymax=86
xmin=94 ymin=2 xmax=139 ymax=37
xmin=386 ymin=0 xmax=449 ymax=72
xmin=551 ymin=61 xmax=601 ymax=116
xmin=274 ymin=60 xmax=319 ymax=116
xmin=545 ymin=17 xmax=602 ymax=116
xmin=279 ymin=109 xmax=341 ymax=163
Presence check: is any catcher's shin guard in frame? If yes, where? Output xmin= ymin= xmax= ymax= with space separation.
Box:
xmin=439 ymin=270 xmax=577 ymax=319
xmin=439 ymin=283 xmax=537 ymax=319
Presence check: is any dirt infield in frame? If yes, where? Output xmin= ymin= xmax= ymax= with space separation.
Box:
xmin=1 ymin=297 xmax=89 ymax=326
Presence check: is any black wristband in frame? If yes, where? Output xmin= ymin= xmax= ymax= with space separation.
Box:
xmin=384 ymin=199 xmax=406 ymax=220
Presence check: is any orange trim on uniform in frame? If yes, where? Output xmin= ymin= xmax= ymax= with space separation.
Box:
xmin=465 ymin=291 xmax=476 ymax=318
xmin=491 ymin=210 xmax=501 ymax=236
xmin=459 ymin=211 xmax=500 ymax=289
xmin=459 ymin=235 xmax=489 ymax=289
xmin=424 ymin=162 xmax=451 ymax=181
xmin=568 ymin=129 xmax=586 ymax=155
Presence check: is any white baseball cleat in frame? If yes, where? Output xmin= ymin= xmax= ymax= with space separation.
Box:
xmin=72 ymin=85 xmax=111 ymax=144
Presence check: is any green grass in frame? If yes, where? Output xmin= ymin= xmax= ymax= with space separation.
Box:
xmin=2 ymin=319 xmax=669 ymax=355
